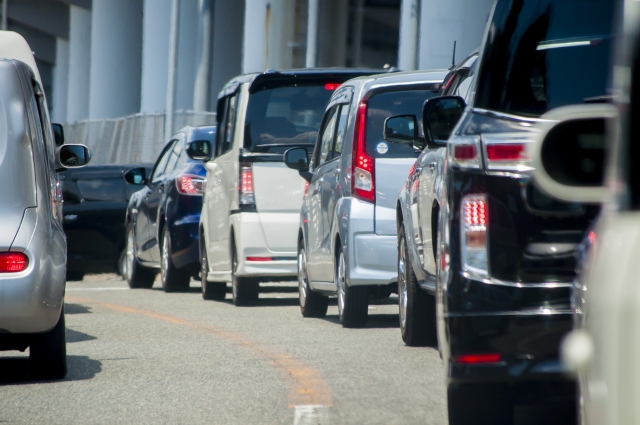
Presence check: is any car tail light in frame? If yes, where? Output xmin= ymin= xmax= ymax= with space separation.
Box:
xmin=461 ymin=194 xmax=488 ymax=276
xmin=176 ymin=175 xmax=205 ymax=195
xmin=351 ymin=101 xmax=375 ymax=203
xmin=453 ymin=353 xmax=501 ymax=364
xmin=0 ymin=252 xmax=28 ymax=273
xmin=246 ymin=257 xmax=273 ymax=261
xmin=324 ymin=83 xmax=340 ymax=91
xmin=482 ymin=134 xmax=534 ymax=171
xmin=239 ymin=162 xmax=255 ymax=205
xmin=449 ymin=136 xmax=481 ymax=169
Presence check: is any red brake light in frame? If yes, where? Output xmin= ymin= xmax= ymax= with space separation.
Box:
xmin=454 ymin=144 xmax=478 ymax=161
xmin=0 ymin=252 xmax=28 ymax=273
xmin=453 ymin=353 xmax=501 ymax=364
xmin=463 ymin=197 xmax=487 ymax=227
xmin=239 ymin=162 xmax=255 ymax=205
xmin=176 ymin=175 xmax=204 ymax=195
xmin=486 ymin=143 xmax=527 ymax=161
xmin=246 ymin=257 xmax=273 ymax=262
xmin=351 ymin=101 xmax=375 ymax=203
xmin=324 ymin=83 xmax=340 ymax=91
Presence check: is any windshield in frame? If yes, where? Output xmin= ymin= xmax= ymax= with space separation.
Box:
xmin=474 ymin=0 xmax=614 ymax=117
xmin=244 ymin=83 xmax=336 ymax=154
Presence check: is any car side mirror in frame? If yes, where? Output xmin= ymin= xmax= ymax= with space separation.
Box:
xmin=422 ymin=96 xmax=466 ymax=148
xmin=52 ymin=123 xmax=64 ymax=147
xmin=124 ymin=167 xmax=148 ymax=185
xmin=284 ymin=147 xmax=312 ymax=183
xmin=530 ymin=104 xmax=616 ymax=204
xmin=56 ymin=144 xmax=91 ymax=170
xmin=186 ymin=140 xmax=213 ymax=161
xmin=384 ymin=115 xmax=425 ymax=150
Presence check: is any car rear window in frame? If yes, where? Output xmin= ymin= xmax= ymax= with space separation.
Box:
xmin=475 ymin=0 xmax=614 ymax=117
xmin=366 ymin=89 xmax=439 ymax=159
xmin=76 ymin=178 xmax=125 ymax=202
xmin=244 ymin=82 xmax=337 ymax=154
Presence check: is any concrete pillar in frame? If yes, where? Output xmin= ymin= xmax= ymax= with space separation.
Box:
xmin=67 ymin=5 xmax=91 ymax=123
xmin=175 ymin=0 xmax=198 ymax=111
xmin=398 ymin=0 xmax=420 ymax=71
xmin=418 ymin=0 xmax=493 ymax=69
xmin=316 ymin=0 xmax=348 ymax=67
xmin=140 ymin=0 xmax=171 ymax=114
xmin=210 ymin=0 xmax=243 ymax=104
xmin=52 ymin=38 xmax=69 ymax=123
xmin=350 ymin=0 xmax=365 ymax=67
xmin=88 ymin=0 xmax=143 ymax=119
xmin=193 ymin=0 xmax=212 ymax=111
xmin=305 ymin=0 xmax=318 ymax=68
xmin=242 ymin=0 xmax=267 ymax=73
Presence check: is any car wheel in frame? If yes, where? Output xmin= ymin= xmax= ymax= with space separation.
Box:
xmin=231 ymin=243 xmax=258 ymax=306
xmin=398 ymin=226 xmax=437 ymax=346
xmin=66 ymin=271 xmax=84 ymax=282
xmin=201 ymin=234 xmax=226 ymax=301
xmin=448 ymin=384 xmax=513 ymax=425
xmin=124 ymin=224 xmax=156 ymax=289
xmin=298 ymin=246 xmax=328 ymax=318
xmin=29 ymin=307 xmax=67 ymax=380
xmin=336 ymin=247 xmax=368 ymax=327
xmin=160 ymin=226 xmax=191 ymax=293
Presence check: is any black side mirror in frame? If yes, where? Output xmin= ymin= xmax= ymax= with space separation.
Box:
xmin=186 ymin=140 xmax=213 ymax=161
xmin=56 ymin=144 xmax=91 ymax=170
xmin=124 ymin=167 xmax=148 ymax=185
xmin=384 ymin=115 xmax=425 ymax=150
xmin=422 ymin=96 xmax=466 ymax=148
xmin=52 ymin=123 xmax=64 ymax=147
xmin=284 ymin=147 xmax=312 ymax=183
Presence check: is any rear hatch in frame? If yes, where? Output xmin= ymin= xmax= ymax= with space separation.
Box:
xmin=0 ymin=63 xmax=37 ymax=251
xmin=244 ymin=74 xmax=374 ymax=252
xmin=365 ymin=89 xmax=440 ymax=235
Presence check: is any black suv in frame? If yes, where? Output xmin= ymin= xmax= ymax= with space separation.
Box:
xmin=422 ymin=0 xmax=615 ymax=423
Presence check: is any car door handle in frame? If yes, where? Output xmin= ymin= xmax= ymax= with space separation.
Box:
xmin=428 ymin=162 xmax=437 ymax=173
xmin=333 ymin=168 xmax=340 ymax=176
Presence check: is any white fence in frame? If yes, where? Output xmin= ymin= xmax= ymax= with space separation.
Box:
xmin=64 ymin=110 xmax=217 ymax=165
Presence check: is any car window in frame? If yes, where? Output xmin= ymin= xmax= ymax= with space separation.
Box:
xmin=316 ymin=105 xmax=339 ymax=167
xmin=77 ymin=178 xmax=125 ymax=202
xmin=216 ymin=97 xmax=229 ymax=157
xmin=332 ymin=104 xmax=350 ymax=159
xmin=151 ymin=141 xmax=176 ymax=182
xmin=165 ymin=140 xmax=183 ymax=173
xmin=475 ymin=0 xmax=614 ymax=117
xmin=220 ymin=94 xmax=238 ymax=155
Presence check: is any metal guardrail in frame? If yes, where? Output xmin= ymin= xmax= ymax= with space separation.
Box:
xmin=64 ymin=110 xmax=217 ymax=165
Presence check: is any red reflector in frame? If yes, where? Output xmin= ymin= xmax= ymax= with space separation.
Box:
xmin=324 ymin=83 xmax=340 ymax=91
xmin=486 ymin=144 xmax=526 ymax=161
xmin=454 ymin=144 xmax=477 ymax=160
xmin=0 ymin=252 xmax=28 ymax=272
xmin=246 ymin=257 xmax=273 ymax=262
xmin=454 ymin=353 xmax=501 ymax=364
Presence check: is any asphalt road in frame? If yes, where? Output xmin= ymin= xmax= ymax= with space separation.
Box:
xmin=0 ymin=275 xmax=447 ymax=425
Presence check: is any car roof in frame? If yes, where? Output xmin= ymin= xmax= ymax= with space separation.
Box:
xmin=338 ymin=69 xmax=449 ymax=99
xmin=0 ymin=31 xmax=42 ymax=85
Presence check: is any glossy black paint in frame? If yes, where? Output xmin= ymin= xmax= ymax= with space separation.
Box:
xmin=127 ymin=127 xmax=213 ymax=274
xmin=61 ymin=164 xmax=153 ymax=275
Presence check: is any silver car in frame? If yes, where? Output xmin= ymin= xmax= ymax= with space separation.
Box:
xmin=0 ymin=48 xmax=91 ymax=379
xmin=285 ymin=69 xmax=447 ymax=327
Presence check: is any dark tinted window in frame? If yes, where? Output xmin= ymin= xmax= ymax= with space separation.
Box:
xmin=77 ymin=178 xmax=124 ymax=202
xmin=475 ymin=0 xmax=614 ymax=117
xmin=244 ymin=83 xmax=335 ymax=154
xmin=366 ymin=89 xmax=439 ymax=159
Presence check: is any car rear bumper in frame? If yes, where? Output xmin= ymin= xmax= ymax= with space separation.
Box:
xmin=169 ymin=215 xmax=201 ymax=271
xmin=347 ymin=233 xmax=397 ymax=286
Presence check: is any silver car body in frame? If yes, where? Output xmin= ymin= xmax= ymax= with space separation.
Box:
xmin=299 ymin=70 xmax=448 ymax=292
xmin=0 ymin=58 xmax=66 ymax=335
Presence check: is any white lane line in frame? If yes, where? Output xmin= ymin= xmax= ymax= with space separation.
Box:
xmin=294 ymin=405 xmax=329 ymax=425
xmin=66 ymin=287 xmax=129 ymax=291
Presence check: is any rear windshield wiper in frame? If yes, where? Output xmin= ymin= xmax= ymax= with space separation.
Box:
xmin=584 ymin=95 xmax=613 ymax=104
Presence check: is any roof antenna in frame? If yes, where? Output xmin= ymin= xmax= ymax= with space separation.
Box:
xmin=452 ymin=41 xmax=457 ymax=67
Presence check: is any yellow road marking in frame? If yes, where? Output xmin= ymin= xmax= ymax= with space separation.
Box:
xmin=66 ymin=296 xmax=333 ymax=408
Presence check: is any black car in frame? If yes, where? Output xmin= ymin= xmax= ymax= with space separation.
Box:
xmin=61 ymin=163 xmax=153 ymax=281
xmin=123 ymin=126 xmax=214 ymax=292
xmin=420 ymin=0 xmax=614 ymax=423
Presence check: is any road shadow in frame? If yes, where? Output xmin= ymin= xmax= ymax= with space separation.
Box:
xmin=64 ymin=303 xmax=92 ymax=315
xmin=0 ymin=354 xmax=102 ymax=385
xmin=66 ymin=328 xmax=97 ymax=344
xmin=322 ymin=313 xmax=400 ymax=329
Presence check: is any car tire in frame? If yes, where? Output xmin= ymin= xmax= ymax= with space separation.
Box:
xmin=200 ymin=235 xmax=226 ymax=301
xmin=336 ymin=247 xmax=368 ymax=327
xmin=160 ymin=226 xmax=191 ymax=293
xmin=124 ymin=224 xmax=157 ymax=289
xmin=398 ymin=226 xmax=437 ymax=346
xmin=231 ymin=243 xmax=258 ymax=306
xmin=298 ymin=245 xmax=328 ymax=318
xmin=448 ymin=384 xmax=513 ymax=425
xmin=29 ymin=307 xmax=67 ymax=380
xmin=66 ymin=271 xmax=84 ymax=282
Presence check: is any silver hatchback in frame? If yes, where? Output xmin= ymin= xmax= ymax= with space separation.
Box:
xmin=0 ymin=41 xmax=90 ymax=379
xmin=285 ymin=69 xmax=447 ymax=327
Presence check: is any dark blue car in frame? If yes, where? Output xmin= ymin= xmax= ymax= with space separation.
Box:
xmin=122 ymin=126 xmax=215 ymax=292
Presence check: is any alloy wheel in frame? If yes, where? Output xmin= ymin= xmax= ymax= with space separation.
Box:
xmin=298 ymin=249 xmax=308 ymax=308
xmin=398 ymin=237 xmax=408 ymax=330
xmin=161 ymin=230 xmax=170 ymax=284
xmin=125 ymin=228 xmax=135 ymax=281
xmin=337 ymin=252 xmax=346 ymax=316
